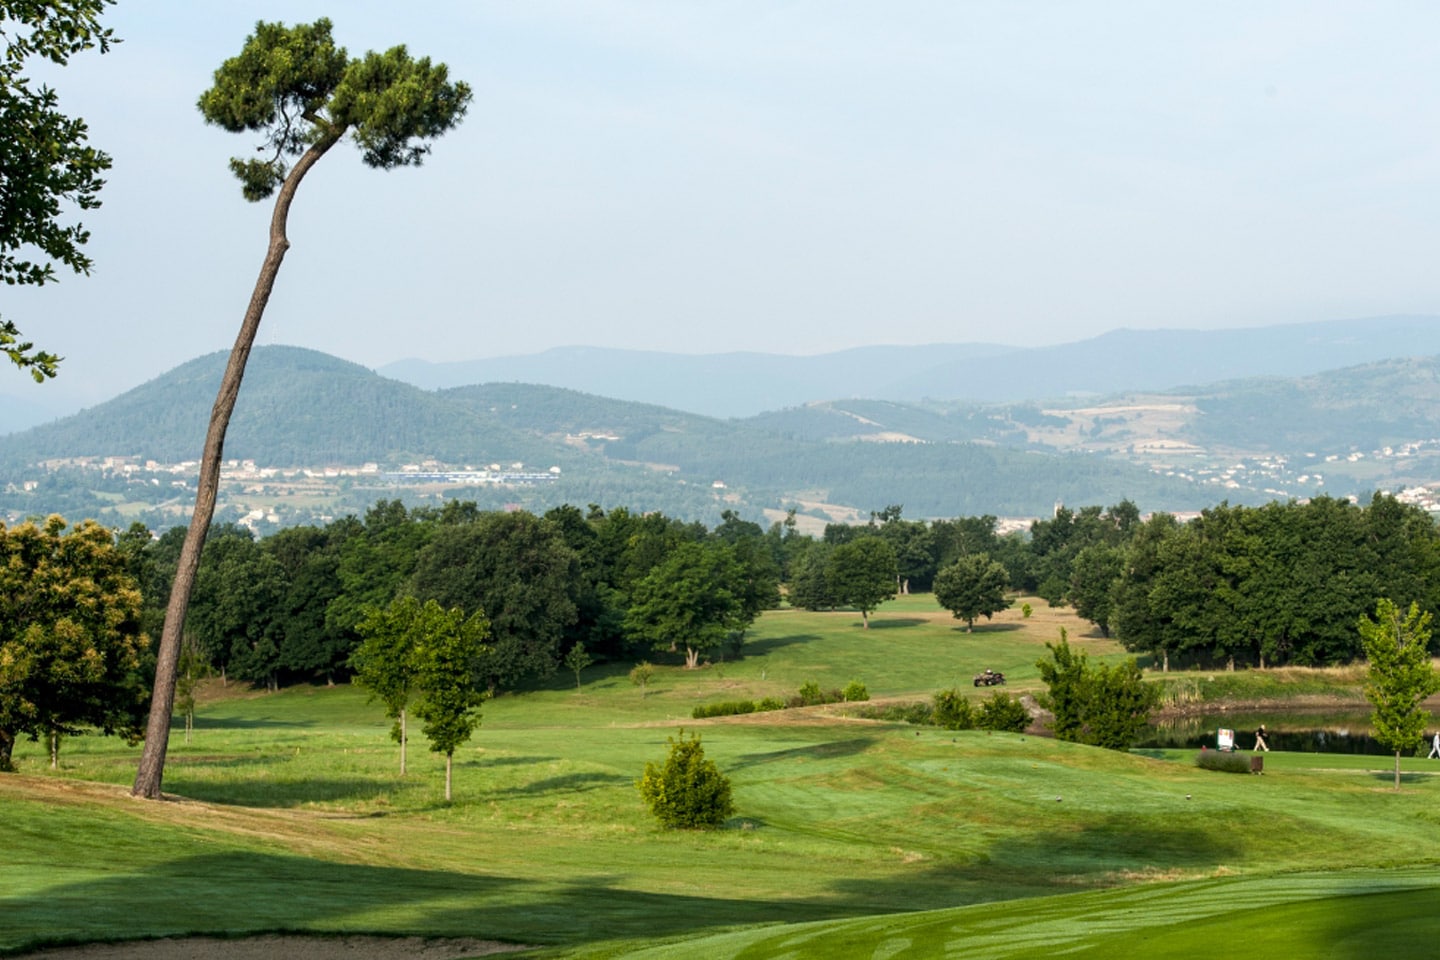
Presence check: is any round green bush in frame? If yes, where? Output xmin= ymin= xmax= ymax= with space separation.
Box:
xmin=638 ymin=729 xmax=735 ymax=829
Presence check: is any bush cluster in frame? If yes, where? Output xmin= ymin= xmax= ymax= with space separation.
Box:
xmin=933 ymin=688 xmax=1031 ymax=732
xmin=692 ymin=700 xmax=759 ymax=719
xmin=849 ymin=690 xmax=1030 ymax=733
xmin=849 ymin=702 xmax=934 ymax=725
xmin=690 ymin=680 xmax=868 ymax=719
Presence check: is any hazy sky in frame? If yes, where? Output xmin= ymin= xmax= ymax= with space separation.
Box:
xmin=8 ymin=2 xmax=1440 ymax=411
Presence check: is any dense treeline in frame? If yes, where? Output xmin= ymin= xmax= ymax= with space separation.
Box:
xmin=783 ymin=496 xmax=1440 ymax=669
xmin=5 ymin=492 xmax=1436 ymax=767
xmin=132 ymin=501 xmax=785 ymax=692
xmin=144 ymin=492 xmax=1436 ymax=693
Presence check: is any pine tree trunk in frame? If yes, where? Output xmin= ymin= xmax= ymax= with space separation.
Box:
xmin=132 ymin=134 xmax=340 ymax=800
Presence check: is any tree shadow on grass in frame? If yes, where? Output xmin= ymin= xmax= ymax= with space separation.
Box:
xmin=858 ymin=618 xmax=926 ymax=630
xmin=191 ymin=716 xmax=316 ymax=730
xmin=728 ymin=633 xmax=821 ymax=658
xmin=485 ymin=772 xmax=632 ymax=798
xmin=163 ymin=776 xmax=421 ymax=808
xmin=1367 ymin=771 xmax=1430 ymax=786
xmin=730 ymin=736 xmax=878 ymax=770
xmin=475 ymin=755 xmax=559 ymax=768
xmin=1 ymin=806 xmax=1261 ymax=955
xmin=944 ymin=621 xmax=1024 ymax=634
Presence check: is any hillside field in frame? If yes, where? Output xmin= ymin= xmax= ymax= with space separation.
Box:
xmin=4 ymin=596 xmax=1439 ymax=958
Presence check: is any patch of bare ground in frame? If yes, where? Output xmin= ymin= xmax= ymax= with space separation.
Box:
xmin=15 ymin=935 xmax=525 ymax=960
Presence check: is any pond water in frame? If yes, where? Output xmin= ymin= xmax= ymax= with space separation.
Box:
xmin=1137 ymin=709 xmax=1433 ymax=756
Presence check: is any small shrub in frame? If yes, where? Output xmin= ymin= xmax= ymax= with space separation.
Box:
xmin=629 ymin=661 xmax=654 ymax=697
xmin=691 ymin=700 xmax=757 ymax=719
xmin=1021 ymin=602 xmax=1033 ymax=619
xmin=932 ymin=688 xmax=975 ymax=730
xmin=842 ymin=680 xmax=870 ymax=702
xmin=1195 ymin=750 xmax=1253 ymax=774
xmin=757 ymin=697 xmax=786 ymax=712
xmin=854 ymin=701 xmax=935 ymax=725
xmin=638 ymin=729 xmax=735 ymax=828
xmin=977 ymin=691 xmax=1030 ymax=732
xmin=797 ymin=680 xmax=827 ymax=706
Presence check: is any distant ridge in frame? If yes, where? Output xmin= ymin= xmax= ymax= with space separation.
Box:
xmin=378 ymin=315 xmax=1440 ymax=418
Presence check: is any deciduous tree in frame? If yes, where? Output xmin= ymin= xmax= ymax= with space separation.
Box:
xmin=1 ymin=0 xmax=115 ymax=380
xmin=409 ymin=601 xmax=490 ymax=802
xmin=352 ymin=596 xmax=425 ymax=775
xmin=409 ymin=511 xmax=578 ymax=692
xmin=134 ymin=19 xmax=471 ymax=798
xmin=1359 ymin=598 xmax=1438 ymax=791
xmin=933 ymin=552 xmax=1011 ymax=632
xmin=624 ymin=541 xmax=750 ymax=668
xmin=825 ymin=536 xmax=898 ymax=629
xmin=0 ymin=516 xmax=146 ymax=771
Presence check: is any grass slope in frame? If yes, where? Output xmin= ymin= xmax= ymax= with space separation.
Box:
xmin=3 ymin=597 xmax=1439 ymax=957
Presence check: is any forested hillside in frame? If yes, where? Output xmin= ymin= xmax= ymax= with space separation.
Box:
xmin=0 ymin=347 xmax=1221 ymax=528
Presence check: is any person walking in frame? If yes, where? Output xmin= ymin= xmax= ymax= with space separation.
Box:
xmin=1253 ymin=724 xmax=1270 ymax=752
xmin=1428 ymin=731 xmax=1440 ymax=760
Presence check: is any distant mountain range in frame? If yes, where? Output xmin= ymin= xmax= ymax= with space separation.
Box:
xmin=377 ymin=315 xmax=1440 ymax=418
xmin=3 ymin=315 xmax=1440 ymax=527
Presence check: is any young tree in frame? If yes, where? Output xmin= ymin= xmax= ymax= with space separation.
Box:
xmin=933 ymin=553 xmax=1012 ymax=632
xmin=1036 ymin=629 xmax=1158 ymax=750
xmin=1359 ymin=599 xmax=1438 ymax=791
xmin=629 ymin=661 xmax=654 ymax=698
xmin=825 ymin=536 xmax=898 ymax=628
xmin=352 ymin=596 xmax=425 ymax=775
xmin=134 ymin=20 xmax=471 ymax=799
xmin=563 ymin=643 xmax=592 ymax=691
xmin=1 ymin=0 xmax=115 ymax=380
xmin=0 ymin=516 xmax=147 ymax=771
xmin=409 ymin=601 xmax=490 ymax=802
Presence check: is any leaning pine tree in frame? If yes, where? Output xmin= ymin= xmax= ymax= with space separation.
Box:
xmin=132 ymin=20 xmax=471 ymax=799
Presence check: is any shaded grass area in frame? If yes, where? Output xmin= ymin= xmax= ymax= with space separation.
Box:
xmin=557 ymin=870 xmax=1440 ymax=959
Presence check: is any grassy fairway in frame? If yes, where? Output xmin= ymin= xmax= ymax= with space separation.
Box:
xmin=3 ymin=596 xmax=1439 ymax=957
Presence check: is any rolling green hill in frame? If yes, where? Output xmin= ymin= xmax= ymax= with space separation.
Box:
xmin=0 ymin=346 xmax=1222 ymax=526
xmin=3 ymin=596 xmax=1439 ymax=957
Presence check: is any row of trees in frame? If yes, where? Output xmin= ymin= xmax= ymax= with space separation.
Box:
xmin=1102 ymin=496 xmax=1440 ymax=669
xmin=127 ymin=492 xmax=1440 ymax=702
xmin=129 ymin=501 xmax=782 ymax=696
